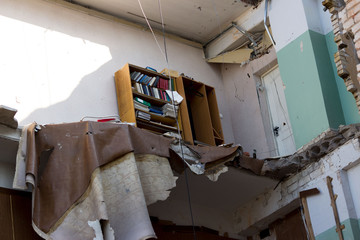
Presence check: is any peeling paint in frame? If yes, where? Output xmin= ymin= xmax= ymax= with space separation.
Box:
xmin=88 ymin=220 xmax=103 ymax=240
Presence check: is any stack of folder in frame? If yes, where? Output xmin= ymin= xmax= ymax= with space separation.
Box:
xmin=135 ymin=110 xmax=151 ymax=121
xmin=162 ymin=103 xmax=178 ymax=118
xmin=133 ymin=97 xmax=164 ymax=116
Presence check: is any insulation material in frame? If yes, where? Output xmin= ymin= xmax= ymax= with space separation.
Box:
xmin=170 ymin=141 xmax=239 ymax=172
xmin=18 ymin=152 xmax=177 ymax=240
xmin=12 ymin=122 xmax=176 ymax=239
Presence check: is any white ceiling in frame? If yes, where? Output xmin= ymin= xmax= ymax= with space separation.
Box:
xmin=71 ymin=0 xmax=252 ymax=44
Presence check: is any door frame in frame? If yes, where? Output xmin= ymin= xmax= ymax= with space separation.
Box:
xmin=261 ymin=65 xmax=296 ymax=156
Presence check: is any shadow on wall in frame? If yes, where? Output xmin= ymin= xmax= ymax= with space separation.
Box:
xmin=1 ymin=0 xmax=225 ymax=127
xmin=20 ymin=60 xmax=119 ymax=125
xmin=0 ymin=0 xmax=168 ymax=125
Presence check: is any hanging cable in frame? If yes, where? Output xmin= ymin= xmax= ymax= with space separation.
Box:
xmin=138 ymin=0 xmax=197 ymax=239
xmin=137 ymin=0 xmax=166 ymax=61
xmin=157 ymin=1 xmax=197 ymax=239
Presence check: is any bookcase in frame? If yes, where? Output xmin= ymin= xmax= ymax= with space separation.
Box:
xmin=114 ymin=63 xmax=224 ymax=146
xmin=176 ymin=76 xmax=224 ymax=146
xmin=114 ymin=63 xmax=179 ymax=135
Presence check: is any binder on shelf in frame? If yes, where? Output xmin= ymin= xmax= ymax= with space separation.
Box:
xmin=135 ymin=97 xmax=151 ymax=107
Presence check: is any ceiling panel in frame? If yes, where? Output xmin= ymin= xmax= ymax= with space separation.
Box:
xmin=72 ymin=0 xmax=251 ymax=43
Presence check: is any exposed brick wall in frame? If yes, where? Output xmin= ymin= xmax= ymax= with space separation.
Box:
xmin=323 ymin=0 xmax=360 ymax=110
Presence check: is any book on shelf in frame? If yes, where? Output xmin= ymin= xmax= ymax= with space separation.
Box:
xmin=134 ymin=97 xmax=151 ymax=107
xmin=149 ymin=108 xmax=163 ymax=115
xmin=134 ymin=82 xmax=171 ymax=102
xmin=135 ymin=110 xmax=151 ymax=121
xmin=134 ymin=97 xmax=165 ymax=116
xmin=130 ymin=71 xmax=173 ymax=90
xmin=134 ymin=101 xmax=149 ymax=112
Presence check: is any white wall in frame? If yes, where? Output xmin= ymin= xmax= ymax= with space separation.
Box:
xmin=221 ymin=49 xmax=278 ymax=158
xmin=268 ymin=0 xmax=333 ymax=51
xmin=347 ymin=163 xmax=360 ymax=220
xmin=0 ymin=0 xmax=235 ymax=143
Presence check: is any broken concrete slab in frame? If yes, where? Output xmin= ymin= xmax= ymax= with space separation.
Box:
xmin=0 ymin=105 xmax=18 ymax=129
xmin=261 ymin=124 xmax=360 ymax=180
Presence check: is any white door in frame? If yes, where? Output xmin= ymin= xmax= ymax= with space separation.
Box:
xmin=262 ymin=66 xmax=296 ymax=156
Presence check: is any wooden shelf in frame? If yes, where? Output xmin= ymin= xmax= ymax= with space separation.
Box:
xmin=136 ymin=119 xmax=178 ymax=133
xmin=133 ymin=90 xmax=170 ymax=105
xmin=176 ymin=76 xmax=224 ymax=146
xmin=135 ymin=108 xmax=176 ymax=125
xmin=115 ymin=63 xmax=223 ymax=145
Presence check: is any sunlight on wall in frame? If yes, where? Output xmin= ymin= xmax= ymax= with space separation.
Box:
xmin=0 ymin=15 xmax=111 ymax=122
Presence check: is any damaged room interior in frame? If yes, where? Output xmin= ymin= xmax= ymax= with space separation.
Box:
xmin=2 ymin=0 xmax=360 ymax=239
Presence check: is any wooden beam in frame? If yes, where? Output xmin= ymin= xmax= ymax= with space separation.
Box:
xmin=299 ymin=188 xmax=320 ymax=199
xmin=326 ymin=176 xmax=345 ymax=240
xmin=207 ymin=48 xmax=253 ymax=64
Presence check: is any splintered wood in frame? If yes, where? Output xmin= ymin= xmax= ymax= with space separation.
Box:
xmin=326 ymin=176 xmax=345 ymax=240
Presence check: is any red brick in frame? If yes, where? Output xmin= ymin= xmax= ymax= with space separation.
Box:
xmin=355 ymin=40 xmax=360 ymax=51
xmin=347 ymin=2 xmax=360 ymax=17
xmin=355 ymin=29 xmax=360 ymax=41
xmin=355 ymin=11 xmax=360 ymax=23
xmin=352 ymin=21 xmax=360 ymax=34
xmin=343 ymin=16 xmax=355 ymax=31
xmin=346 ymin=0 xmax=358 ymax=11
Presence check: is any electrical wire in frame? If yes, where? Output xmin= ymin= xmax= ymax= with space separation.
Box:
xmin=137 ymin=0 xmax=166 ymax=61
xmin=157 ymin=1 xmax=197 ymax=238
xmin=138 ymin=0 xmax=197 ymax=239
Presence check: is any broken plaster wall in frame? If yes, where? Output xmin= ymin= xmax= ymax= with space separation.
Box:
xmin=234 ymin=138 xmax=360 ymax=239
xmin=0 ymin=0 xmax=235 ymax=144
xmin=323 ymin=0 xmax=360 ymax=114
xmin=221 ymin=48 xmax=278 ymax=158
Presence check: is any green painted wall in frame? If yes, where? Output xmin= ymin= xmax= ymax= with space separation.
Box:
xmin=316 ymin=218 xmax=360 ymax=240
xmin=277 ymin=30 xmax=345 ymax=148
xmin=310 ymin=30 xmax=345 ymax=128
xmin=325 ymin=31 xmax=360 ymax=125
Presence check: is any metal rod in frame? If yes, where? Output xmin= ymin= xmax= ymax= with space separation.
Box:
xmin=231 ymin=22 xmax=258 ymax=47
xmin=264 ymin=0 xmax=276 ymax=45
xmin=202 ymin=25 xmax=234 ymax=48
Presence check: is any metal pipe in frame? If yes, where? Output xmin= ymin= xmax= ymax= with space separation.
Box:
xmin=264 ymin=0 xmax=276 ymax=45
xmin=203 ymin=25 xmax=234 ymax=48
xmin=231 ymin=22 xmax=258 ymax=47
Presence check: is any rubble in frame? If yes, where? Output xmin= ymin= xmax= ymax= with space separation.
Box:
xmin=261 ymin=124 xmax=360 ymax=180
